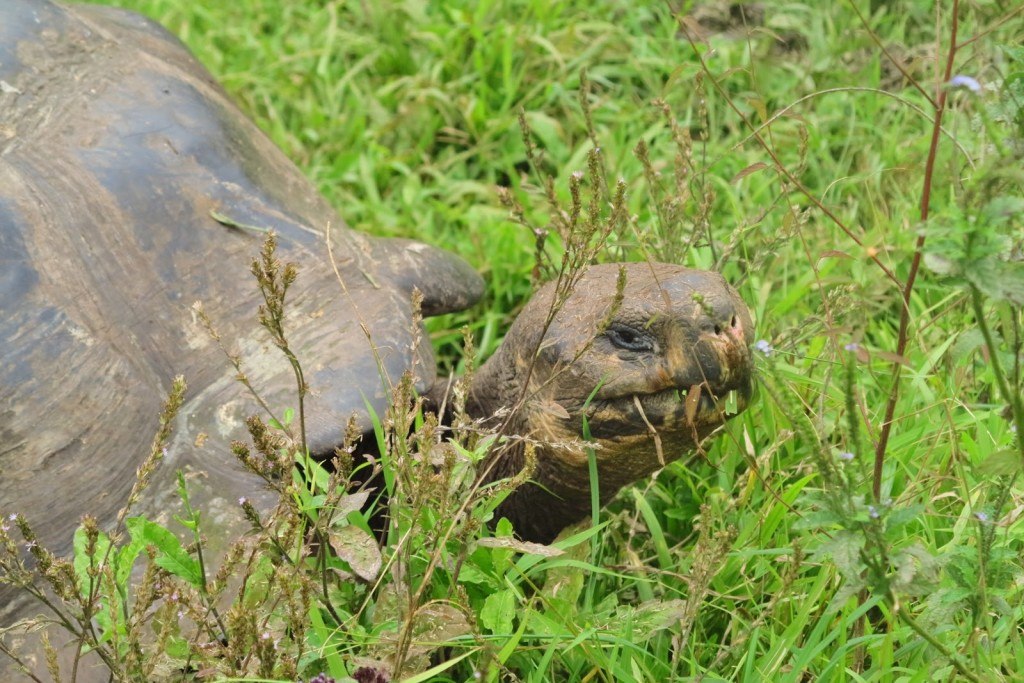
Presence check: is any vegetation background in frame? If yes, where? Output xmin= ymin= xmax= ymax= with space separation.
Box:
xmin=15 ymin=0 xmax=1022 ymax=681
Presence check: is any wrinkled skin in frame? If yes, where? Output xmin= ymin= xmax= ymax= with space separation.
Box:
xmin=468 ymin=263 xmax=754 ymax=543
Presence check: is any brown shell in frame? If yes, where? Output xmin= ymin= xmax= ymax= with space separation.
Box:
xmin=0 ymin=0 xmax=482 ymax=629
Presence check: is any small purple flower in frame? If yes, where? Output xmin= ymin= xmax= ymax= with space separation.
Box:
xmin=309 ymin=673 xmax=339 ymax=683
xmin=24 ymin=540 xmax=37 ymax=550
xmin=974 ymin=511 xmax=989 ymax=523
xmin=838 ymin=451 xmax=855 ymax=461
xmin=844 ymin=342 xmax=860 ymax=352
xmin=868 ymin=505 xmax=880 ymax=519
xmin=260 ymin=631 xmax=272 ymax=641
xmin=754 ymin=339 xmax=774 ymax=356
xmin=8 ymin=514 xmax=16 ymax=522
xmin=238 ymin=497 xmax=247 ymax=506
xmin=352 ymin=667 xmax=388 ymax=683
xmin=948 ymin=75 xmax=981 ymax=93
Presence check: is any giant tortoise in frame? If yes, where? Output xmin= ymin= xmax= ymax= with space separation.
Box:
xmin=0 ymin=0 xmax=754 ymax=659
xmin=0 ymin=0 xmax=483 ymax=626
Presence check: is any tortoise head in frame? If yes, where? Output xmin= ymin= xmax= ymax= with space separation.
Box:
xmin=469 ymin=262 xmax=754 ymax=526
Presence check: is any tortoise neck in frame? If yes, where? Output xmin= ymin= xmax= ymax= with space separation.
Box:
xmin=464 ymin=347 xmax=597 ymax=543
xmin=480 ymin=440 xmax=593 ymax=544
xmin=465 ymin=343 xmax=518 ymax=422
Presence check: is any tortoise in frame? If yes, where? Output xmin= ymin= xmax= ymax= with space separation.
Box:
xmin=0 ymin=0 xmax=483 ymax=625
xmin=0 ymin=0 xmax=753 ymax=651
xmin=474 ymin=262 xmax=753 ymax=543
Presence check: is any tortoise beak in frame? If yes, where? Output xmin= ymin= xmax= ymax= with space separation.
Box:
xmin=666 ymin=295 xmax=754 ymax=397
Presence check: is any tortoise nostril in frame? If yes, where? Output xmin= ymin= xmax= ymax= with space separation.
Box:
xmin=714 ymin=324 xmax=722 ymax=335
xmin=730 ymin=314 xmax=738 ymax=328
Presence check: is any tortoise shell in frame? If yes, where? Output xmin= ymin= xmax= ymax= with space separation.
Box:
xmin=0 ymin=0 xmax=482 ymax=624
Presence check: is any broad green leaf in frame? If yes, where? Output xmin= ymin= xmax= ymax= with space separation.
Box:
xmin=950 ymin=328 xmax=986 ymax=361
xmin=966 ymin=258 xmax=1024 ymax=306
xmin=115 ymin=534 xmax=148 ymax=586
xmin=1003 ymin=45 xmax=1024 ymax=64
xmin=982 ymin=195 xmax=1024 ymax=224
xmin=328 ymin=524 xmax=382 ymax=582
xmin=242 ymin=554 xmax=275 ymax=609
xmin=330 ymin=491 xmax=370 ymax=519
xmin=126 ymin=517 xmax=203 ymax=588
xmin=892 ymin=544 xmax=942 ymax=595
xmin=792 ymin=507 xmax=846 ymax=530
xmin=923 ymin=251 xmax=961 ymax=277
xmin=480 ymin=518 xmax=517 ymax=575
xmin=481 ymin=588 xmax=516 ymax=634
xmin=885 ymin=504 xmax=924 ymax=531
xmin=976 ymin=449 xmax=1024 ymax=476
xmin=814 ymin=530 xmax=864 ymax=580
xmin=369 ymin=600 xmax=470 ymax=674
xmin=455 ymin=562 xmax=496 ymax=588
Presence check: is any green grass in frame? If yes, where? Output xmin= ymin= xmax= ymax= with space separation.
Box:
xmin=20 ymin=0 xmax=1024 ymax=680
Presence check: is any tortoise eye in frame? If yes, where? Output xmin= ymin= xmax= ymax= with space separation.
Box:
xmin=606 ymin=324 xmax=655 ymax=352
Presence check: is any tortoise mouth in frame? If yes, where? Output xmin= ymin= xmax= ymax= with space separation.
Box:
xmin=580 ymin=373 xmax=752 ymax=442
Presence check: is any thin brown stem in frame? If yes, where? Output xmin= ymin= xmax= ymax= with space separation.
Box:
xmin=872 ymin=0 xmax=959 ymax=500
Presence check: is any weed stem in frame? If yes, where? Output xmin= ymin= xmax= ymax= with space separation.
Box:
xmin=872 ymin=0 xmax=960 ymax=500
